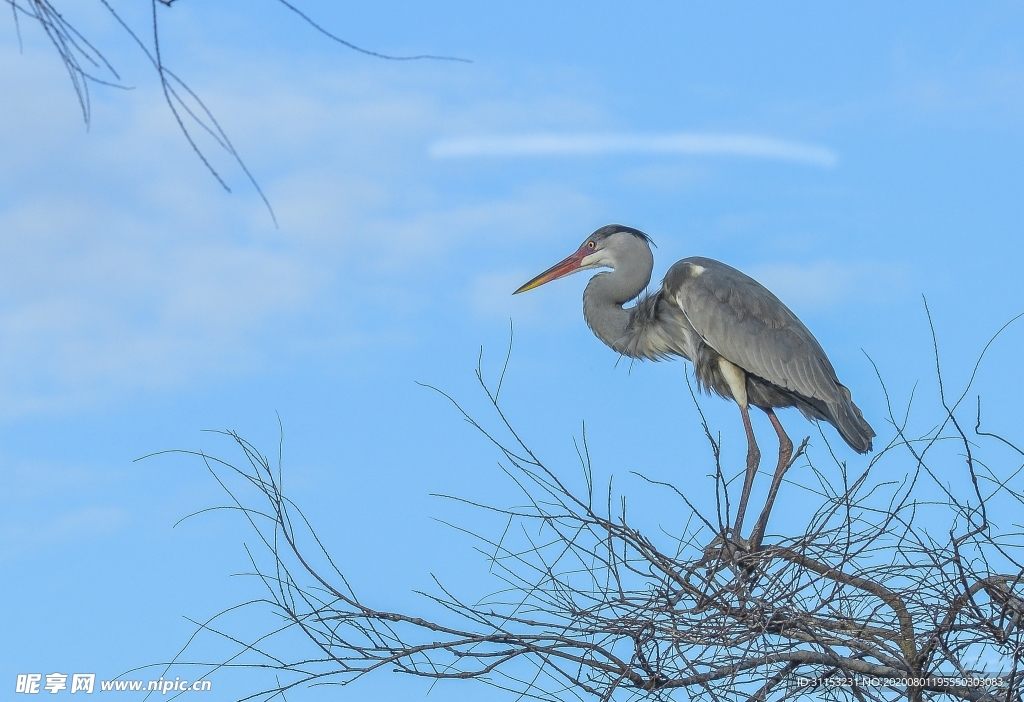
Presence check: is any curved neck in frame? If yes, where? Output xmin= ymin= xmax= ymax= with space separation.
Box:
xmin=582 ymin=252 xmax=652 ymax=355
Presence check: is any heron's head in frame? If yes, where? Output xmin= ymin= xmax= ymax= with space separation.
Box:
xmin=513 ymin=225 xmax=654 ymax=294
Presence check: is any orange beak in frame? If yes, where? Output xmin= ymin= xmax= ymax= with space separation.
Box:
xmin=513 ymin=245 xmax=589 ymax=294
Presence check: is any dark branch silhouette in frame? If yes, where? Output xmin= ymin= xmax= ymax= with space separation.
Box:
xmin=139 ymin=311 xmax=1024 ymax=701
xmin=5 ymin=0 xmax=469 ymax=224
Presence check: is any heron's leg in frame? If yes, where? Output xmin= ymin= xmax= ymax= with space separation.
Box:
xmin=749 ymin=408 xmax=794 ymax=550
xmin=731 ymin=403 xmax=761 ymax=537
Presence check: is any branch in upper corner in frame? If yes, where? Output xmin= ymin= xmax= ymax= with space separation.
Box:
xmin=7 ymin=0 xmax=127 ymax=126
xmin=275 ymin=0 xmax=471 ymax=63
xmin=10 ymin=0 xmax=470 ymax=225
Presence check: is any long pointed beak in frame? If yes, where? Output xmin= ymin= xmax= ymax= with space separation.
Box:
xmin=513 ymin=247 xmax=587 ymax=294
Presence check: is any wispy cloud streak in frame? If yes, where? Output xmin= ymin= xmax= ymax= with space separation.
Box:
xmin=430 ymin=132 xmax=838 ymax=167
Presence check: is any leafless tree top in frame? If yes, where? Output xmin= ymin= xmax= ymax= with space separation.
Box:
xmin=137 ymin=314 xmax=1024 ymax=702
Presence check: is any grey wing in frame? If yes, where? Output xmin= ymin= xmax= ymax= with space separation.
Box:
xmin=665 ymin=257 xmax=845 ymax=404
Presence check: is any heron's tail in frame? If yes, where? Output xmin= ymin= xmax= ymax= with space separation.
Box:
xmin=794 ymin=385 xmax=875 ymax=453
xmin=825 ymin=385 xmax=875 ymax=454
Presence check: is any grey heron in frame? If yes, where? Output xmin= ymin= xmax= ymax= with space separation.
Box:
xmin=514 ymin=224 xmax=874 ymax=546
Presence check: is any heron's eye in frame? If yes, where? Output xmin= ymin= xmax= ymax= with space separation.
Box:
xmin=587 ymin=241 xmax=596 ymax=250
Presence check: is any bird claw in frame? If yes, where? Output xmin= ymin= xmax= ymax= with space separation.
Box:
xmin=701 ymin=531 xmax=751 ymax=567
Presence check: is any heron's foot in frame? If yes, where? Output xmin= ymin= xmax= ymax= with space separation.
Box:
xmin=701 ymin=530 xmax=751 ymax=567
xmin=695 ymin=531 xmax=763 ymax=598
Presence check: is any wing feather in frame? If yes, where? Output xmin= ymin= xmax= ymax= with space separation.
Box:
xmin=667 ymin=257 xmax=845 ymax=404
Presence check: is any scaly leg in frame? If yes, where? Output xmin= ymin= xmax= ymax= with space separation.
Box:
xmin=749 ymin=408 xmax=794 ymax=550
xmin=731 ymin=403 xmax=761 ymax=537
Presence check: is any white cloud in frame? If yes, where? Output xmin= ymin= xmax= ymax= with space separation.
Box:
xmin=745 ymin=260 xmax=907 ymax=313
xmin=0 ymin=48 xmax=616 ymax=415
xmin=430 ymin=132 xmax=838 ymax=167
xmin=0 ymin=506 xmax=126 ymax=561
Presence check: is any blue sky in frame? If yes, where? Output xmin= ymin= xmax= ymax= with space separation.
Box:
xmin=2 ymin=2 xmax=1024 ymax=699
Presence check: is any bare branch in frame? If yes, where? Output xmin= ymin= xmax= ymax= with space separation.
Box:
xmin=146 ymin=315 xmax=1024 ymax=701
